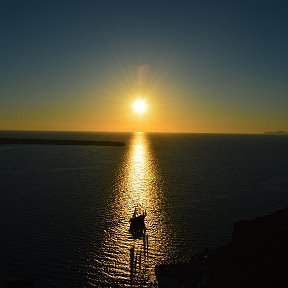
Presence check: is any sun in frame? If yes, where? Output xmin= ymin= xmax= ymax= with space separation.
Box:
xmin=133 ymin=99 xmax=147 ymax=114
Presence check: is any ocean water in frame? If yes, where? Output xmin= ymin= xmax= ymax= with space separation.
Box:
xmin=1 ymin=131 xmax=288 ymax=287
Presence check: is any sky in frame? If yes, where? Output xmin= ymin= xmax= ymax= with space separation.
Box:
xmin=0 ymin=0 xmax=287 ymax=133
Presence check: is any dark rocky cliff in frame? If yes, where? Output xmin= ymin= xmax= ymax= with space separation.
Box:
xmin=214 ymin=207 xmax=288 ymax=287
xmin=156 ymin=207 xmax=288 ymax=287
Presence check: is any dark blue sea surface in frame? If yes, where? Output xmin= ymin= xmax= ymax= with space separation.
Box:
xmin=1 ymin=131 xmax=288 ymax=287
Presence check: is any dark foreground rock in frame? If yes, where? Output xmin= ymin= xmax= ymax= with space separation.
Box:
xmin=156 ymin=207 xmax=288 ymax=287
xmin=5 ymin=278 xmax=34 ymax=288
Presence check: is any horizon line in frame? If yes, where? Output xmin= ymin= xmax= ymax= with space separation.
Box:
xmin=0 ymin=129 xmax=286 ymax=135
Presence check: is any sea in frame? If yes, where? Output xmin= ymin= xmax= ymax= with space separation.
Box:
xmin=1 ymin=131 xmax=288 ymax=287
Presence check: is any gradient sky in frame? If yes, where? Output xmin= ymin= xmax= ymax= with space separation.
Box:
xmin=0 ymin=0 xmax=287 ymax=133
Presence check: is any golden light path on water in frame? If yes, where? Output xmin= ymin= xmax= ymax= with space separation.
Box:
xmin=89 ymin=132 xmax=171 ymax=287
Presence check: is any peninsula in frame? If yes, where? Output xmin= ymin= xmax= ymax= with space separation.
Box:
xmin=0 ymin=137 xmax=125 ymax=146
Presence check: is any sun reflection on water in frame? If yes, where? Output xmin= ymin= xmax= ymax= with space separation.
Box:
xmin=90 ymin=132 xmax=170 ymax=287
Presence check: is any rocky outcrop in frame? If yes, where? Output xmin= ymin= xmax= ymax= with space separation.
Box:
xmin=215 ymin=207 xmax=288 ymax=287
xmin=156 ymin=207 xmax=288 ymax=287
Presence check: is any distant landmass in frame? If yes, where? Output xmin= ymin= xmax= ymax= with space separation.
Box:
xmin=263 ymin=130 xmax=288 ymax=135
xmin=0 ymin=137 xmax=125 ymax=146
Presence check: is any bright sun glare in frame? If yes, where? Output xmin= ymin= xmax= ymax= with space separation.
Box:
xmin=133 ymin=99 xmax=147 ymax=114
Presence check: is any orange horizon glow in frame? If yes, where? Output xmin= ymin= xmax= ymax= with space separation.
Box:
xmin=1 ymin=86 xmax=287 ymax=134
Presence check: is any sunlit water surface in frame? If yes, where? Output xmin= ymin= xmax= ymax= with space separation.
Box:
xmin=1 ymin=131 xmax=288 ymax=287
xmin=87 ymin=132 xmax=172 ymax=287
